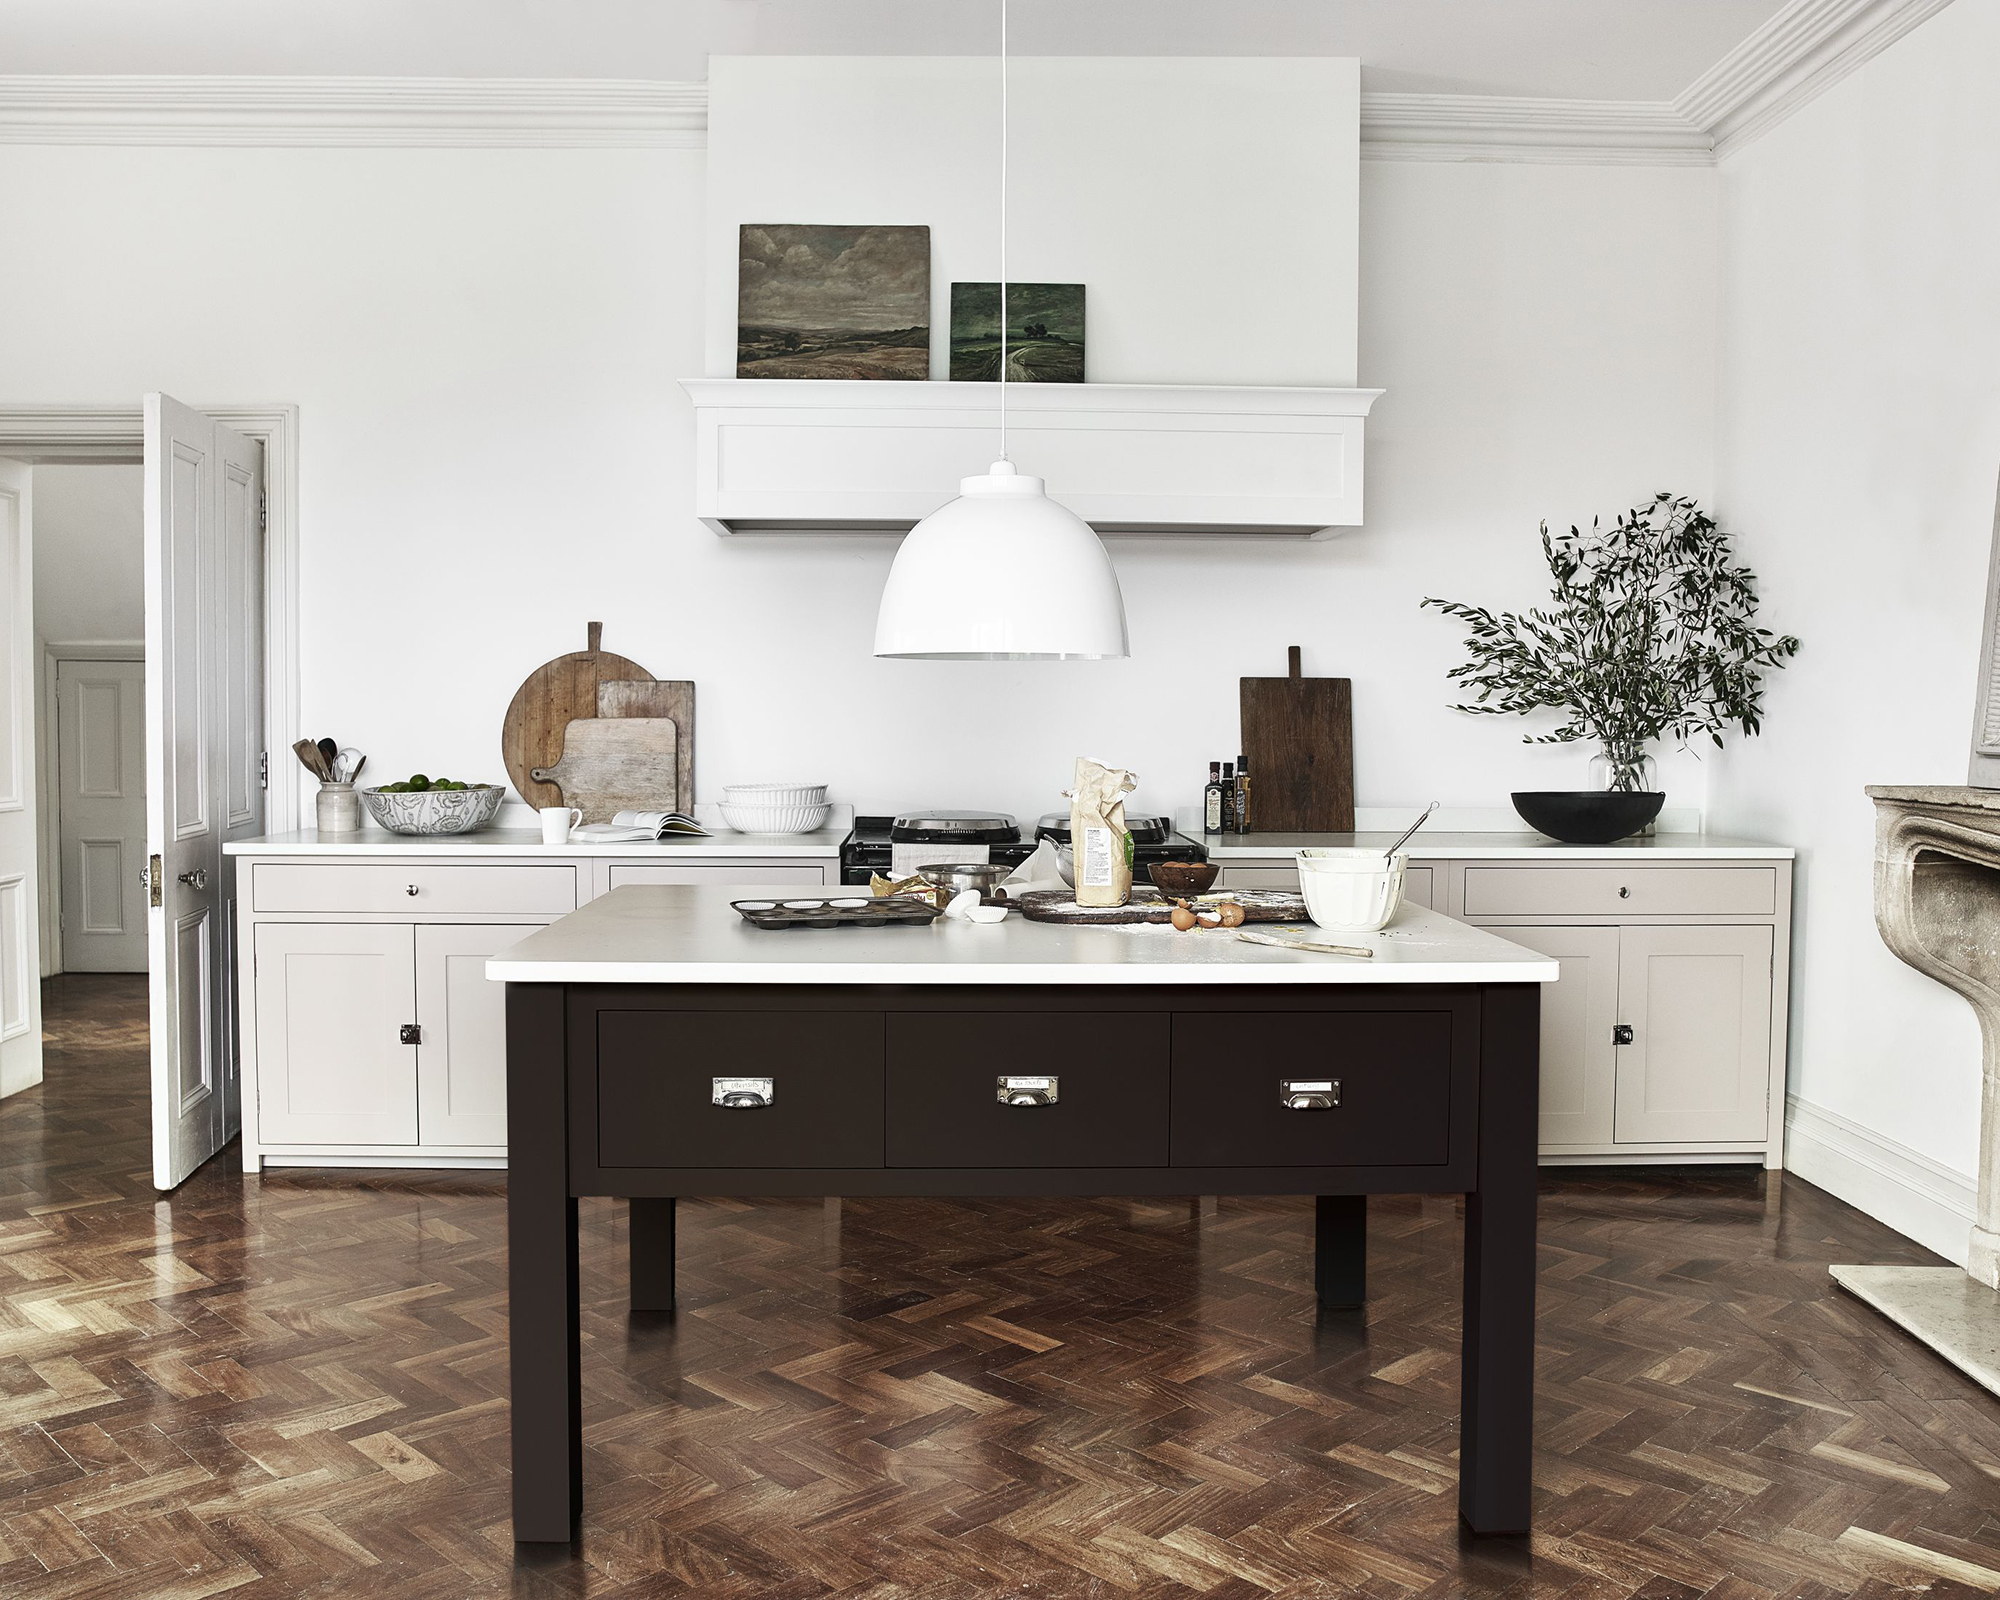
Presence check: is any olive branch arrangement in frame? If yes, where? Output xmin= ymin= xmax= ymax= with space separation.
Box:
xmin=1421 ymin=494 xmax=1800 ymax=788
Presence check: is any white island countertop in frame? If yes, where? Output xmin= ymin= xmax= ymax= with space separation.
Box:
xmin=224 ymin=825 xmax=848 ymax=858
xmin=485 ymin=885 xmax=1559 ymax=987
xmin=1202 ymin=830 xmax=1794 ymax=861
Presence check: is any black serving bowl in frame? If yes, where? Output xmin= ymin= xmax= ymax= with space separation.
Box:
xmin=1510 ymin=790 xmax=1665 ymax=845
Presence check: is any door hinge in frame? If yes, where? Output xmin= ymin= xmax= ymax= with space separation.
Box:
xmin=400 ymin=1024 xmax=422 ymax=1045
xmin=147 ymin=855 xmax=163 ymax=908
xmin=1612 ymin=1024 xmax=1634 ymax=1045
xmin=258 ymin=750 xmax=268 ymax=790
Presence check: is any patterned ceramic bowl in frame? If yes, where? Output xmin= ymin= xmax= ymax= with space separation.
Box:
xmin=361 ymin=783 xmax=505 ymax=835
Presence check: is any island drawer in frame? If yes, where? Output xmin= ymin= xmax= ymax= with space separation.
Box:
xmin=252 ymin=862 xmax=578 ymax=915
xmin=885 ymin=1014 xmax=1169 ymax=1167
xmin=1170 ymin=1011 xmax=1455 ymax=1167
xmin=593 ymin=1010 xmax=884 ymax=1168
xmin=1460 ymin=865 xmax=1776 ymax=918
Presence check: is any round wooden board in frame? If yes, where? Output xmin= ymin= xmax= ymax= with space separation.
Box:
xmin=501 ymin=623 xmax=653 ymax=809
xmin=1015 ymin=887 xmax=1309 ymax=925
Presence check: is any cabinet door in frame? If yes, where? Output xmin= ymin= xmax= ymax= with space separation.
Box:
xmin=415 ymin=924 xmax=536 ymax=1148
xmin=1614 ymin=925 xmax=1773 ymax=1143
xmin=253 ymin=924 xmax=416 ymax=1145
xmin=1503 ymin=925 xmax=1619 ymax=1146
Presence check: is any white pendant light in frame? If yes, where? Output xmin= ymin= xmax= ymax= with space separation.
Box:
xmin=872 ymin=0 xmax=1129 ymax=661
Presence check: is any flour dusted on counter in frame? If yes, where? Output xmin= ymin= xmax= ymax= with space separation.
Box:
xmin=1068 ymin=757 xmax=1138 ymax=908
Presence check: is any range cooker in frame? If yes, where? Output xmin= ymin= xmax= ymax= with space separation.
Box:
xmin=839 ymin=809 xmax=1207 ymax=888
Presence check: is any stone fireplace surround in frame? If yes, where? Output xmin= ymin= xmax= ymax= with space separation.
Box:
xmin=1840 ymin=787 xmax=2000 ymax=1395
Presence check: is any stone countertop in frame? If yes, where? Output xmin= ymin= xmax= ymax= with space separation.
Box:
xmin=224 ymin=826 xmax=848 ymax=859
xmin=485 ymin=887 xmax=1558 ymax=987
xmin=1199 ymin=830 xmax=1795 ymax=861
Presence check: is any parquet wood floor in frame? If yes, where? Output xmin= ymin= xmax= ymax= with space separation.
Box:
xmin=2 ymin=975 xmax=1997 ymax=1597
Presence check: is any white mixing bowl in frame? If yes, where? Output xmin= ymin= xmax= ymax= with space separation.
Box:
xmin=1296 ymin=848 xmax=1407 ymax=933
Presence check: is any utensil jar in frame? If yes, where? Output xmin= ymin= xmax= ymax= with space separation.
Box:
xmin=316 ymin=781 xmax=362 ymax=833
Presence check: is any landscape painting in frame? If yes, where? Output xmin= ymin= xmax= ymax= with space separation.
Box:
xmin=737 ymin=224 xmax=931 ymax=379
xmin=949 ymin=282 xmax=1085 ymax=382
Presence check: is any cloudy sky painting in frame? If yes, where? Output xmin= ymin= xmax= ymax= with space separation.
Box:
xmin=737 ymin=224 xmax=930 ymax=379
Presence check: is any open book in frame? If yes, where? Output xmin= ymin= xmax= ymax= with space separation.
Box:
xmin=571 ymin=810 xmax=709 ymax=842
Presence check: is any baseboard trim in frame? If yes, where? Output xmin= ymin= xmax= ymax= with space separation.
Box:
xmin=1785 ymin=1093 xmax=1974 ymax=1265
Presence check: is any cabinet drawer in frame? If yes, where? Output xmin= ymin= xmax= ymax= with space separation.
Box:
xmin=594 ymin=1010 xmax=884 ymax=1168
xmin=607 ymin=862 xmax=828 ymax=888
xmin=885 ymin=1014 xmax=1169 ymax=1167
xmin=252 ymin=862 xmax=577 ymax=915
xmin=1219 ymin=863 xmax=1434 ymax=909
xmin=1170 ymin=1011 xmax=1455 ymax=1167
xmin=1461 ymin=866 xmax=1775 ymax=918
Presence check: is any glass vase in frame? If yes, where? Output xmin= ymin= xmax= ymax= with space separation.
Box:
xmin=1587 ymin=742 xmax=1658 ymax=835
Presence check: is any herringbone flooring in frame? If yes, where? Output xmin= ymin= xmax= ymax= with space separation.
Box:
xmin=1 ymin=977 xmax=1996 ymax=1597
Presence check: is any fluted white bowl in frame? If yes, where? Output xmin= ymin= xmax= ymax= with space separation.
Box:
xmin=722 ymin=783 xmax=828 ymax=807
xmin=718 ymin=801 xmax=832 ymax=835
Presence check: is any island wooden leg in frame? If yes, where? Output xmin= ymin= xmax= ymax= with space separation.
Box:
xmin=630 ymin=1197 xmax=676 ymax=1312
xmin=507 ymin=983 xmax=581 ymax=1543
xmin=1459 ymin=983 xmax=1541 ymax=1536
xmin=1315 ymin=1194 xmax=1366 ymax=1308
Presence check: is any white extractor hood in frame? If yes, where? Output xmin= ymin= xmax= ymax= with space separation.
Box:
xmin=680 ymin=379 xmax=1384 ymax=540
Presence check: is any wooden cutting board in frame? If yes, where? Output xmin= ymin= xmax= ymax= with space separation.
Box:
xmin=529 ymin=718 xmax=679 ymax=823
xmin=502 ymin=623 xmax=653 ymax=810
xmin=1240 ymin=644 xmax=1354 ymax=832
xmin=1015 ymin=887 xmax=1309 ymax=925
xmin=596 ymin=679 xmax=693 ymax=816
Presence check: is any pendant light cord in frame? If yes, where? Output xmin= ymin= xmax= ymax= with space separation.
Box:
xmin=998 ymin=0 xmax=1009 ymax=465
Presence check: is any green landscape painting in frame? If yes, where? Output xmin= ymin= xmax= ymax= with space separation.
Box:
xmin=737 ymin=224 xmax=930 ymax=380
xmin=949 ymin=282 xmax=1085 ymax=383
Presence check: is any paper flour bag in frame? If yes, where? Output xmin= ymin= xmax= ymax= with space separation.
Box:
xmin=1069 ymin=757 xmax=1138 ymax=908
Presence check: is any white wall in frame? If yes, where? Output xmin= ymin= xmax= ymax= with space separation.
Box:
xmin=0 ymin=100 xmax=1715 ymax=830
xmin=705 ymin=56 xmax=1360 ymax=386
xmin=32 ymin=465 xmax=144 ymax=645
xmin=1709 ymin=0 xmax=2000 ymax=1256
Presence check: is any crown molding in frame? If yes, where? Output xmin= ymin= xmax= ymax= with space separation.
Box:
xmin=1676 ymin=0 xmax=1957 ymax=157
xmin=0 ymin=76 xmax=708 ymax=147
xmin=1360 ymin=93 xmax=1711 ymax=166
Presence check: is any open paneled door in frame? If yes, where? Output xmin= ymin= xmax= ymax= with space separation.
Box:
xmin=145 ymin=396 xmax=265 ymax=1191
xmin=0 ymin=459 xmax=43 ymax=1101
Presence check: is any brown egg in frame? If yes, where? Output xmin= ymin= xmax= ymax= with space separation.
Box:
xmin=1195 ymin=910 xmax=1223 ymax=928
xmin=1169 ymin=906 xmax=1198 ymax=932
xmin=1217 ymin=902 xmax=1247 ymax=928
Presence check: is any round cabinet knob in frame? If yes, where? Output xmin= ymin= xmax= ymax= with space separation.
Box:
xmin=406 ymin=884 xmax=420 ymax=896
xmin=1618 ymin=886 xmax=1632 ymax=899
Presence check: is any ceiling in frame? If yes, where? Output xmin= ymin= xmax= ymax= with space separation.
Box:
xmin=0 ymin=0 xmax=1796 ymax=102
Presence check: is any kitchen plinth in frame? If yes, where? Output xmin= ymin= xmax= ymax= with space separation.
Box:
xmin=488 ymin=886 xmax=1557 ymax=1542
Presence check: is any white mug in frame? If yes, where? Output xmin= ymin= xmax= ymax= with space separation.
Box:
xmin=540 ymin=806 xmax=583 ymax=845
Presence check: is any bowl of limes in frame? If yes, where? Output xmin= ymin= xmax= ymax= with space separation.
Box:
xmin=361 ymin=774 xmax=505 ymax=835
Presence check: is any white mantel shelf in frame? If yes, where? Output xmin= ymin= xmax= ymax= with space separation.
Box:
xmin=679 ymin=378 xmax=1384 ymax=539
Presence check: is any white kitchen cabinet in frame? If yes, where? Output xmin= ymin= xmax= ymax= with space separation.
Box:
xmin=253 ymin=923 xmax=417 ymax=1146
xmin=230 ymin=833 xmax=843 ymax=1169
xmin=415 ymin=924 xmax=531 ymax=1148
xmin=1613 ymin=924 xmax=1774 ymax=1145
xmin=1507 ymin=925 xmax=1620 ymax=1148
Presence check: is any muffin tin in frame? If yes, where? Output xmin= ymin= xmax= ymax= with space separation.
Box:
xmin=731 ymin=895 xmax=942 ymax=930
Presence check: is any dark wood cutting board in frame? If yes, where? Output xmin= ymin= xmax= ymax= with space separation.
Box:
xmin=502 ymin=623 xmax=654 ymax=810
xmin=1240 ymin=644 xmax=1354 ymax=832
xmin=1016 ymin=888 xmax=1310 ymax=925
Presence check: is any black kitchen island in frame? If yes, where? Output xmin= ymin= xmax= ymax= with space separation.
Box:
xmin=490 ymin=886 xmax=1555 ymax=1543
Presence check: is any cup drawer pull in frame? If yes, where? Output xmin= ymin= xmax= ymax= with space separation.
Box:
xmin=712 ymin=1076 xmax=774 ymax=1108
xmin=1282 ymin=1078 xmax=1341 ymax=1111
xmin=997 ymin=1075 xmax=1059 ymax=1107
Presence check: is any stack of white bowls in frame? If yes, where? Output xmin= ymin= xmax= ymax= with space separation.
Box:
xmin=719 ymin=783 xmax=830 ymax=835
xmin=1295 ymin=847 xmax=1407 ymax=933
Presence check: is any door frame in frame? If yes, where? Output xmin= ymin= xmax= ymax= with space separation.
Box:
xmin=0 ymin=405 xmax=302 ymax=860
xmin=39 ymin=641 xmax=145 ymax=974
